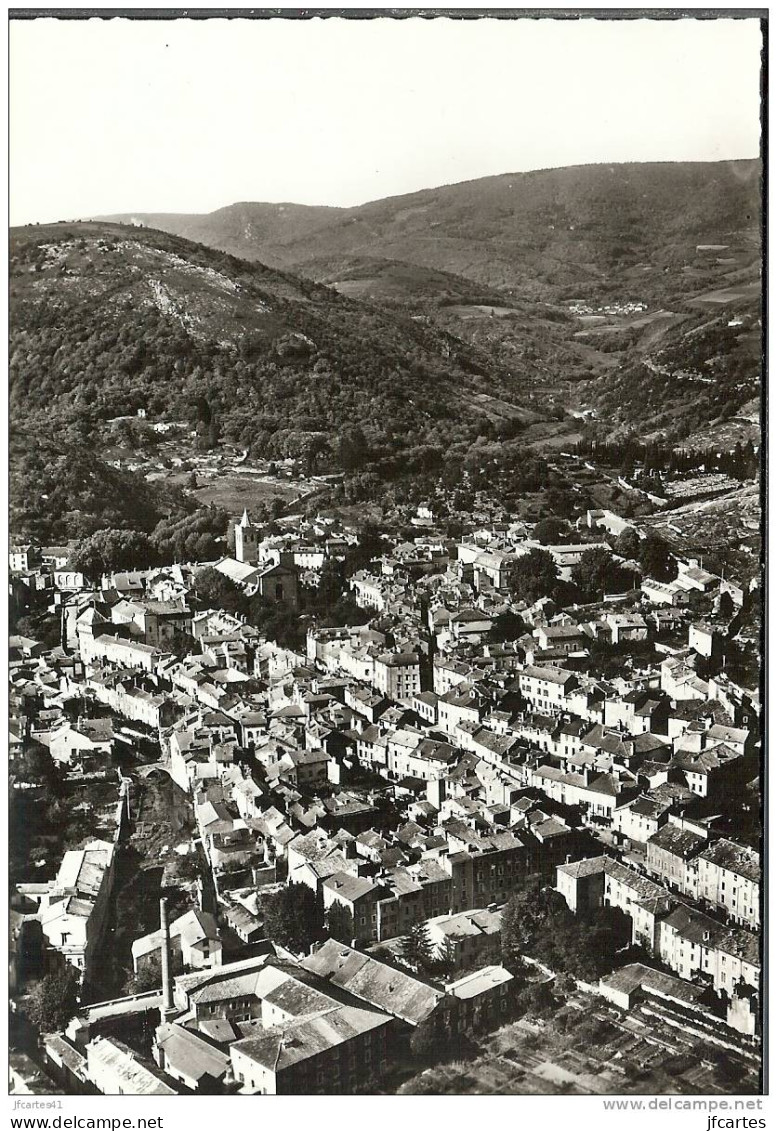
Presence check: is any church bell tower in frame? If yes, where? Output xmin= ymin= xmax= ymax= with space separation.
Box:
xmin=235 ymin=509 xmax=260 ymax=564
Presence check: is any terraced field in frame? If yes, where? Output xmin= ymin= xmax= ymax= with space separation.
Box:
xmin=397 ymin=990 xmax=760 ymax=1095
xmin=640 ymin=482 xmax=761 ymax=581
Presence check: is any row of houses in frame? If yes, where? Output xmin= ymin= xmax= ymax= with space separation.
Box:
xmin=556 ymin=855 xmax=759 ymax=1009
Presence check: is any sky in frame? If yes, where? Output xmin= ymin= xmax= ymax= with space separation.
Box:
xmin=9 ymin=14 xmax=763 ymax=225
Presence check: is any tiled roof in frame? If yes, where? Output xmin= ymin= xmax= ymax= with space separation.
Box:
xmin=698 ymin=838 xmax=760 ymax=883
xmin=301 ymin=940 xmax=442 ymax=1026
xmin=647 ymin=823 xmax=706 ymax=859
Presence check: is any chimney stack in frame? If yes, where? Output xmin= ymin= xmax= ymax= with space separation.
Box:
xmin=159 ymin=897 xmax=176 ymax=1023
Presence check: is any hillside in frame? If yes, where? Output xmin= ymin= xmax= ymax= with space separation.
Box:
xmin=100 ymin=161 xmax=763 ymax=442
xmin=9 ymin=222 xmax=543 ymax=539
xmin=297 ymin=255 xmax=515 ymax=307
xmin=106 ymin=160 xmax=762 ymax=301
xmin=9 ymin=433 xmax=190 ymax=544
xmin=583 ymin=289 xmax=762 ymax=443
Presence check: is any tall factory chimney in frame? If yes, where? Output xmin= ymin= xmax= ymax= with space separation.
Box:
xmin=159 ymin=897 xmax=176 ymax=1023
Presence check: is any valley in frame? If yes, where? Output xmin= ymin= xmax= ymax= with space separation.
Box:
xmin=10 ymin=159 xmax=764 ymax=1102
xmin=7 ymin=3 xmax=767 ymax=1103
xmin=9 ymin=160 xmax=763 ymax=578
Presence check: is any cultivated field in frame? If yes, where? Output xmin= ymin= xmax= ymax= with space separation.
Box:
xmin=186 ymin=472 xmax=302 ymax=517
xmin=688 ymin=281 xmax=761 ymax=306
xmin=640 ymin=483 xmax=761 ymax=582
xmin=86 ymin=773 xmax=196 ymax=1002
xmin=396 ymin=991 xmax=759 ymax=1096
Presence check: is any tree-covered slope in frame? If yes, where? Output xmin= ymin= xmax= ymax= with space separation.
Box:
xmin=11 ymin=222 xmax=538 ymax=441
xmin=9 ymin=221 xmax=540 ymax=538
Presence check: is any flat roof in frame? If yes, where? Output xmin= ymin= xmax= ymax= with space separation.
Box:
xmin=447 ymin=965 xmax=513 ymax=1000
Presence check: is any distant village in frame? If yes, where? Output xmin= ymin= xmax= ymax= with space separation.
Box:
xmin=9 ymin=497 xmax=762 ymax=1096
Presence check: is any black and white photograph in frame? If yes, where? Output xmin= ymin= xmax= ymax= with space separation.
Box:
xmin=8 ymin=8 xmax=765 ymax=1102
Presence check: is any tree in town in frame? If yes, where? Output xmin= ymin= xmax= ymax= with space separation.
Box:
xmin=613 ymin=527 xmax=641 ymax=559
xmin=544 ymin=487 xmax=578 ymax=519
xmin=27 ymin=967 xmax=80 ymax=1032
xmin=639 ymin=532 xmax=677 ymax=582
xmin=193 ymin=566 xmax=248 ymax=618
xmin=371 ymin=946 xmax=402 ymax=969
xmin=516 ymin=980 xmax=556 ymax=1018
xmin=324 ymin=594 xmax=370 ymax=629
xmin=150 ymin=505 xmax=228 ymax=564
xmin=325 ymin=901 xmax=355 ymax=945
xmin=13 ymin=611 xmax=62 ymax=651
xmin=400 ymin=922 xmax=435 ymax=971
xmin=533 ymin=517 xmax=571 ymax=544
xmin=487 ymin=609 xmax=525 ymax=644
xmin=313 ymin=558 xmax=346 ymax=614
xmin=718 ymin=590 xmax=735 ymax=621
xmin=305 ymin=434 xmax=330 ymax=476
xmin=344 ymin=522 xmax=384 ymax=578
xmin=123 ymin=952 xmax=184 ymax=995
xmin=500 ymin=874 xmax=553 ymax=970
xmin=13 ymin=742 xmax=63 ymax=795
xmin=207 ymin=416 xmax=221 ymax=450
xmin=430 ymin=937 xmax=457 ymax=980
xmin=507 ymin=548 xmax=559 ymax=604
xmin=68 ymin=528 xmax=158 ymax=583
xmin=408 ymin=1017 xmax=444 ymax=1065
xmin=550 ymin=906 xmax=631 ymax=982
xmin=501 ymin=875 xmax=631 ymax=983
xmin=247 ymin=595 xmax=305 ymax=651
xmin=572 ymin=547 xmax=631 ymax=600
xmin=263 ymin=882 xmax=324 ymax=954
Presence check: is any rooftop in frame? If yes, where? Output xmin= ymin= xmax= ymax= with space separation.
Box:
xmin=323 ymin=871 xmax=380 ymax=903
xmin=647 ymin=823 xmax=706 ymax=859
xmin=231 ymin=1003 xmax=390 ymax=1075
xmin=520 ymin=665 xmax=576 ymax=685
xmin=302 ymin=939 xmax=442 ymax=1026
xmin=155 ymin=1023 xmax=230 ymax=1082
xmin=698 ymin=838 xmax=760 ymax=883
xmin=428 ymin=908 xmax=502 ymax=941
xmin=663 ymin=905 xmax=760 ymax=967
xmin=446 ymin=965 xmax=513 ymax=1000
xmin=86 ymin=1037 xmax=176 ymax=1095
xmin=600 ymin=962 xmax=706 ymax=1005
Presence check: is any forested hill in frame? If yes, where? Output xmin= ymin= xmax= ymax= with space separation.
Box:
xmin=9 ymin=221 xmax=535 ymax=538
xmin=104 ymin=160 xmax=762 ymax=299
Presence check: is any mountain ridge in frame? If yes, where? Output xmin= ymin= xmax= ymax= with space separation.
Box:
xmin=99 ymin=159 xmax=761 ymax=298
xmin=100 ymin=157 xmax=759 ymax=227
